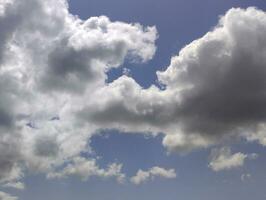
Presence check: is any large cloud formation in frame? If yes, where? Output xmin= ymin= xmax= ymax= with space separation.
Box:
xmin=0 ymin=0 xmax=266 ymax=196
xmin=82 ymin=7 xmax=266 ymax=152
xmin=0 ymin=0 xmax=157 ymax=190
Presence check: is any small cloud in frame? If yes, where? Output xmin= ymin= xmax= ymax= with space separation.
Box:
xmin=248 ymin=153 xmax=258 ymax=160
xmin=122 ymin=68 xmax=131 ymax=76
xmin=47 ymin=157 xmax=126 ymax=184
xmin=130 ymin=166 xmax=176 ymax=185
xmin=208 ymin=147 xmax=257 ymax=171
xmin=241 ymin=173 xmax=252 ymax=182
xmin=3 ymin=181 xmax=25 ymax=190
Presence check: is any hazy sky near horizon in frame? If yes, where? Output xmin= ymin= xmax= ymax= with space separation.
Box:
xmin=1 ymin=0 xmax=266 ymax=200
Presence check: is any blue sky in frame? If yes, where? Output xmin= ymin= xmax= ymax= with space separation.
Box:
xmin=1 ymin=0 xmax=266 ymax=200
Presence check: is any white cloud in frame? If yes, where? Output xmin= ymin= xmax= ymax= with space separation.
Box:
xmin=0 ymin=0 xmax=156 ymax=191
xmin=244 ymin=123 xmax=266 ymax=146
xmin=130 ymin=166 xmax=176 ymax=185
xmin=208 ymin=147 xmax=257 ymax=171
xmin=82 ymin=7 xmax=266 ymax=153
xmin=47 ymin=157 xmax=125 ymax=184
xmin=0 ymin=191 xmax=17 ymax=200
xmin=0 ymin=0 xmax=266 ymax=196
xmin=122 ymin=68 xmax=131 ymax=76
xmin=39 ymin=16 xmax=157 ymax=93
xmin=3 ymin=181 xmax=25 ymax=190
xmin=162 ymin=133 xmax=214 ymax=153
xmin=0 ymin=0 xmax=13 ymax=16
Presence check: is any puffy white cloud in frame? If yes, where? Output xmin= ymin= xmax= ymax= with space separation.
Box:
xmin=208 ymin=147 xmax=257 ymax=171
xmin=244 ymin=123 xmax=266 ymax=146
xmin=83 ymin=7 xmax=266 ymax=153
xmin=162 ymin=134 xmax=214 ymax=153
xmin=0 ymin=191 xmax=17 ymax=200
xmin=1 ymin=0 xmax=266 ymax=196
xmin=130 ymin=166 xmax=176 ymax=185
xmin=39 ymin=16 xmax=157 ymax=93
xmin=0 ymin=0 xmax=157 ymax=192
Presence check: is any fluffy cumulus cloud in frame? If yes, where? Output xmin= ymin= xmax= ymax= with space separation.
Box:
xmin=40 ymin=15 xmax=157 ymax=93
xmin=83 ymin=7 xmax=266 ymax=152
xmin=208 ymin=147 xmax=257 ymax=171
xmin=1 ymin=0 xmax=266 ymax=197
xmin=130 ymin=166 xmax=176 ymax=185
xmin=0 ymin=0 xmax=157 ymax=192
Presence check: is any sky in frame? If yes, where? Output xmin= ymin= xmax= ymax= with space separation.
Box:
xmin=1 ymin=0 xmax=266 ymax=200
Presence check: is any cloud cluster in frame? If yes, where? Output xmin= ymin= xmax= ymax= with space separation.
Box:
xmin=130 ymin=166 xmax=176 ymax=185
xmin=0 ymin=0 xmax=157 ymax=190
xmin=47 ymin=157 xmax=126 ymax=183
xmin=83 ymin=7 xmax=266 ymax=152
xmin=1 ymin=0 xmax=266 ymax=196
